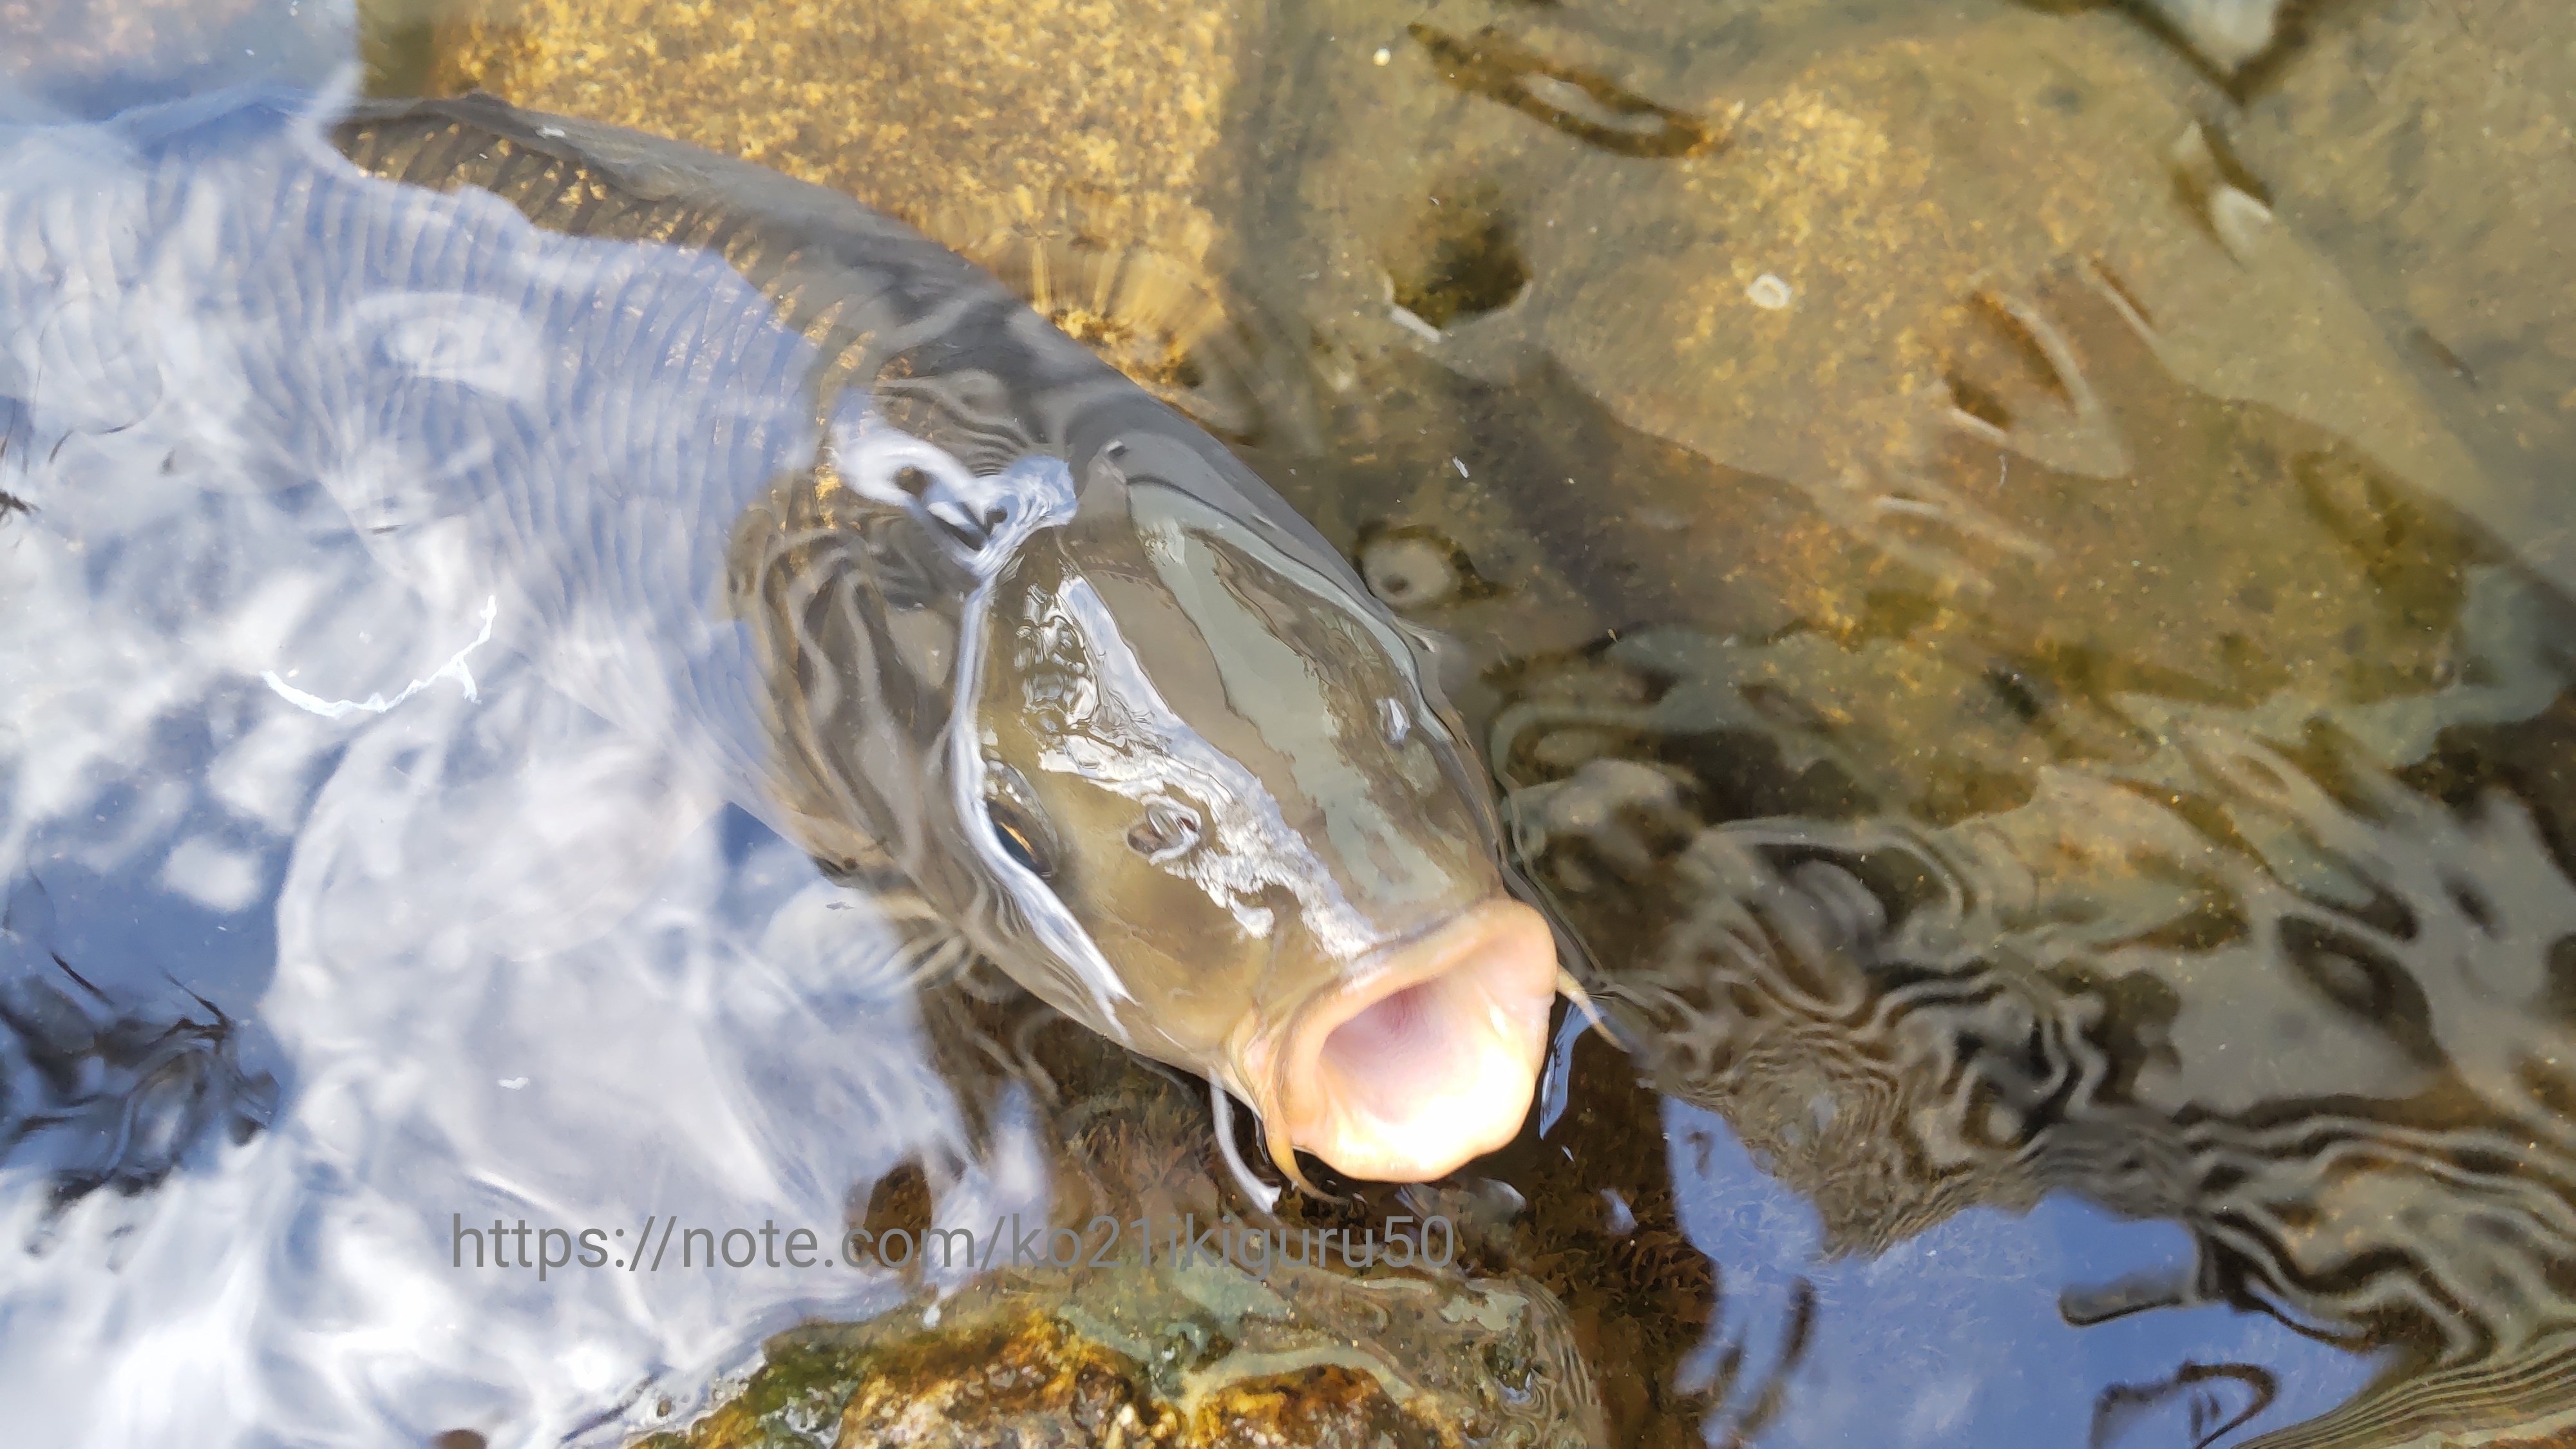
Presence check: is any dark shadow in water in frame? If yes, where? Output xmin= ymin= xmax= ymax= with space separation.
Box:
xmin=1 ymin=877 xmax=278 ymax=1232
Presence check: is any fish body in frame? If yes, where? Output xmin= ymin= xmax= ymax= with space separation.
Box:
xmin=0 ymin=89 xmax=1558 ymax=1182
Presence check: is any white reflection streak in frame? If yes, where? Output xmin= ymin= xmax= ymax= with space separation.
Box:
xmin=0 ymin=97 xmax=994 ymax=1449
xmin=1037 ymin=576 xmax=1374 ymax=958
xmin=260 ymin=596 xmax=498 ymax=719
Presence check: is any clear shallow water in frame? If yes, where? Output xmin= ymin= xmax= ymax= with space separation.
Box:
xmin=0 ymin=59 xmax=1012 ymax=1444
xmin=0 ymin=224 xmax=998 ymax=1437
xmin=6 ymin=0 xmax=2576 ymax=1446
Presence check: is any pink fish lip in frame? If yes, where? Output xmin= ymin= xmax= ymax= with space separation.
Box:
xmin=1233 ymin=896 xmax=1561 ymax=1184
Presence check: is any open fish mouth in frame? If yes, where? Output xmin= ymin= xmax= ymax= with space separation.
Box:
xmin=1235 ymin=897 xmax=1560 ymax=1183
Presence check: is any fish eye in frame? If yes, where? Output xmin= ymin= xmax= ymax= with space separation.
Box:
xmin=981 ymin=764 xmax=1061 ymax=880
xmin=986 ymin=798 xmax=1057 ymax=878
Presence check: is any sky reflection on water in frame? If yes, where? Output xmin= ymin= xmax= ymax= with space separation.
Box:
xmin=7 ymin=1 xmax=2576 ymax=1445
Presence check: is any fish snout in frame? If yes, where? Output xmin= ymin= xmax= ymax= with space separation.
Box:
xmin=1245 ymin=897 xmax=1559 ymax=1182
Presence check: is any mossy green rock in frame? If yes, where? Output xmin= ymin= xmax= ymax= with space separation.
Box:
xmin=635 ymin=1253 xmax=1599 ymax=1448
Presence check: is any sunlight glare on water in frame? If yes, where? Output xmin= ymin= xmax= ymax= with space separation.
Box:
xmin=6 ymin=0 xmax=2576 ymax=1445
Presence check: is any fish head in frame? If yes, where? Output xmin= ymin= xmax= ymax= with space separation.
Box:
xmin=956 ymin=424 xmax=1561 ymax=1184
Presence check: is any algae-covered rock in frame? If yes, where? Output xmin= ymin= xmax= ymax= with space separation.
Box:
xmin=603 ymin=969 xmax=1612 ymax=1448
xmin=635 ymin=1252 xmax=1600 ymax=1449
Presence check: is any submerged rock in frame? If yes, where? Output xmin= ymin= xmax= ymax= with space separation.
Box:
xmin=2131 ymin=0 xmax=2287 ymax=73
xmin=398 ymin=0 xmax=1294 ymax=444
xmin=1221 ymin=1 xmax=2576 ymax=1443
xmin=406 ymin=0 xmax=1245 ymax=249
xmin=1253 ymin=1 xmax=2488 ymax=554
xmin=590 ymin=958 xmax=1611 ymax=1447
xmin=2229 ymin=0 xmax=2576 ymax=583
xmin=634 ymin=1244 xmax=1600 ymax=1448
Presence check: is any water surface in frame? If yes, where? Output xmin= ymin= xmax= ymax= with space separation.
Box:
xmin=6 ymin=0 xmax=2575 ymax=1445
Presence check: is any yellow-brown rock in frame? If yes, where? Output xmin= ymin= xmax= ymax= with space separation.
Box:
xmin=415 ymin=0 xmax=1247 ymax=249
xmin=629 ymin=1249 xmax=1600 ymax=1449
xmin=397 ymin=0 xmax=1269 ymax=432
